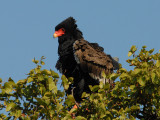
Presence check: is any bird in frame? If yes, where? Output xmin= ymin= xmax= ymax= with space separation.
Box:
xmin=53 ymin=17 xmax=119 ymax=103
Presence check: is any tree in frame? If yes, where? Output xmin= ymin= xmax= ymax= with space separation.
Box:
xmin=0 ymin=46 xmax=160 ymax=120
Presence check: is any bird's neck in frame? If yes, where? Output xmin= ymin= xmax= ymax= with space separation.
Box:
xmin=58 ymin=30 xmax=83 ymax=57
xmin=58 ymin=30 xmax=83 ymax=44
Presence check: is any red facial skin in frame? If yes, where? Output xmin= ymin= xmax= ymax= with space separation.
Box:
xmin=53 ymin=28 xmax=65 ymax=38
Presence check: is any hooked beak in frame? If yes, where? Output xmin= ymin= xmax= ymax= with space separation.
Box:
xmin=53 ymin=32 xmax=58 ymax=38
xmin=53 ymin=28 xmax=65 ymax=38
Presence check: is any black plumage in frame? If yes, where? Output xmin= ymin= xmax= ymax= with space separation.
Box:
xmin=54 ymin=17 xmax=119 ymax=103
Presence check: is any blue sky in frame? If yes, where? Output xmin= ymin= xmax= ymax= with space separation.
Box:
xmin=0 ymin=0 xmax=160 ymax=82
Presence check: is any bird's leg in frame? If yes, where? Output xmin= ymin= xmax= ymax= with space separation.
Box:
xmin=75 ymin=102 xmax=80 ymax=108
xmin=70 ymin=78 xmax=85 ymax=118
xmin=69 ymin=87 xmax=78 ymax=118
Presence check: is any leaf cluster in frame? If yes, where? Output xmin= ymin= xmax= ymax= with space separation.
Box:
xmin=0 ymin=47 xmax=160 ymax=120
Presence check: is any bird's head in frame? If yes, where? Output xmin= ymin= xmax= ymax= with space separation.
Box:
xmin=53 ymin=17 xmax=83 ymax=39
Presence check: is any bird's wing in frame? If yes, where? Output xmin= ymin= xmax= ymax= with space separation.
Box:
xmin=73 ymin=39 xmax=114 ymax=81
xmin=89 ymin=43 xmax=104 ymax=52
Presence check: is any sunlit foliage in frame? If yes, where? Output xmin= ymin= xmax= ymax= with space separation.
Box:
xmin=0 ymin=46 xmax=160 ymax=120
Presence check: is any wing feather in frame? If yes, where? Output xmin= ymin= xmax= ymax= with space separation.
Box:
xmin=73 ymin=39 xmax=114 ymax=80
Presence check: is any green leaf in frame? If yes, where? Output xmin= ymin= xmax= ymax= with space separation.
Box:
xmin=4 ymin=82 xmax=13 ymax=93
xmin=110 ymin=73 xmax=119 ymax=80
xmin=130 ymin=45 xmax=137 ymax=52
xmin=65 ymin=95 xmax=75 ymax=106
xmin=15 ymin=110 xmax=21 ymax=118
xmin=130 ymin=85 xmax=135 ymax=90
xmin=57 ymin=103 xmax=63 ymax=113
xmin=17 ymin=79 xmax=27 ymax=85
xmin=27 ymin=77 xmax=33 ymax=83
xmin=35 ymin=67 xmax=41 ymax=73
xmin=156 ymin=60 xmax=160 ymax=67
xmin=38 ymin=75 xmax=44 ymax=81
xmin=128 ymin=51 xmax=132 ymax=57
xmin=51 ymin=71 xmax=59 ymax=78
xmin=6 ymin=102 xmax=16 ymax=112
xmin=0 ymin=114 xmax=7 ymax=119
xmin=63 ymin=84 xmax=69 ymax=90
xmin=39 ymin=85 xmax=46 ymax=95
xmin=130 ymin=105 xmax=140 ymax=111
xmin=151 ymin=72 xmax=159 ymax=84
xmin=76 ymin=116 xmax=87 ymax=120
xmin=48 ymin=77 xmax=57 ymax=93
xmin=35 ymin=98 xmax=46 ymax=106
xmin=142 ymin=62 xmax=148 ymax=68
xmin=44 ymin=91 xmax=52 ymax=97
xmin=41 ymin=56 xmax=46 ymax=60
xmin=32 ymin=58 xmax=39 ymax=64
xmin=103 ymin=83 xmax=110 ymax=90
xmin=91 ymin=85 xmax=99 ymax=92
xmin=61 ymin=75 xmax=69 ymax=90
xmin=42 ymin=69 xmax=51 ymax=75
xmin=8 ymin=78 xmax=15 ymax=86
xmin=137 ymin=77 xmax=146 ymax=86
xmin=142 ymin=46 xmax=147 ymax=49
xmin=119 ymin=68 xmax=127 ymax=73
xmin=120 ymin=113 xmax=126 ymax=120
xmin=68 ymin=77 xmax=74 ymax=83
xmin=41 ymin=61 xmax=45 ymax=65
xmin=0 ymin=78 xmax=2 ymax=83
xmin=149 ymin=48 xmax=154 ymax=54
xmin=133 ymin=68 xmax=142 ymax=75
xmin=119 ymin=73 xmax=131 ymax=80
xmin=125 ymin=107 xmax=131 ymax=113
xmin=98 ymin=88 xmax=105 ymax=93
xmin=62 ymin=114 xmax=72 ymax=120
xmin=81 ymin=92 xmax=86 ymax=98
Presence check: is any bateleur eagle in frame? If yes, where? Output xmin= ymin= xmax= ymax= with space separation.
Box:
xmin=53 ymin=17 xmax=119 ymax=103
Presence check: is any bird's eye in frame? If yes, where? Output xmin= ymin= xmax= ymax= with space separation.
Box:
xmin=61 ymin=28 xmax=65 ymax=32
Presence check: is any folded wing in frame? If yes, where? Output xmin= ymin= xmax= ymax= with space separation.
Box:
xmin=73 ymin=39 xmax=116 ymax=83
